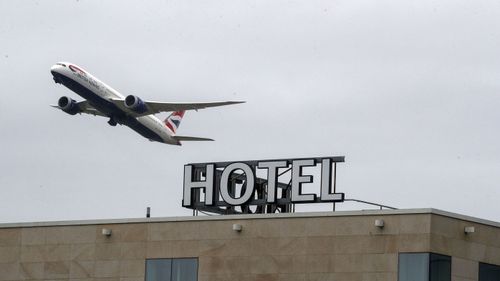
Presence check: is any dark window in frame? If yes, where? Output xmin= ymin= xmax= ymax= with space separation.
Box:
xmin=429 ymin=253 xmax=451 ymax=281
xmin=146 ymin=258 xmax=198 ymax=281
xmin=398 ymin=253 xmax=451 ymax=281
xmin=479 ymin=262 xmax=500 ymax=281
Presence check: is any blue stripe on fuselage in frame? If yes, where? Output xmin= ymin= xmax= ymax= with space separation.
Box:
xmin=52 ymin=72 xmax=164 ymax=143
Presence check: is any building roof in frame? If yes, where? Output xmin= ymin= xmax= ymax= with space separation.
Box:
xmin=1 ymin=208 xmax=499 ymax=229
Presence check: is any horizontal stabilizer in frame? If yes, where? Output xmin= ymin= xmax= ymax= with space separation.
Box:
xmin=173 ymin=135 xmax=214 ymax=142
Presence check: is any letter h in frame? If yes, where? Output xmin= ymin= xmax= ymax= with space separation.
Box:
xmin=183 ymin=164 xmax=215 ymax=207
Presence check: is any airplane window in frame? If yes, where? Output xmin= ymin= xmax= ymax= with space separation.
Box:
xmin=56 ymin=63 xmax=66 ymax=67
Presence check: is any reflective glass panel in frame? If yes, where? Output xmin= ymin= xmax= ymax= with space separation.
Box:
xmin=172 ymin=258 xmax=198 ymax=281
xmin=399 ymin=253 xmax=430 ymax=281
xmin=429 ymin=253 xmax=451 ymax=281
xmin=479 ymin=263 xmax=500 ymax=281
xmin=146 ymin=258 xmax=198 ymax=281
xmin=146 ymin=259 xmax=172 ymax=281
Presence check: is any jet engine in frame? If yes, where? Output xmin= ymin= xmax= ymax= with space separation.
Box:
xmin=124 ymin=95 xmax=148 ymax=114
xmin=58 ymin=96 xmax=80 ymax=115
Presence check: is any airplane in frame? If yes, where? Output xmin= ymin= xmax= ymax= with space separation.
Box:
xmin=50 ymin=62 xmax=244 ymax=145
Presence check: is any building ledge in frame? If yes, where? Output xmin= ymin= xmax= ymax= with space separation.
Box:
xmin=0 ymin=208 xmax=498 ymax=229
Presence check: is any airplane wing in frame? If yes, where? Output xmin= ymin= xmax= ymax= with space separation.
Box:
xmin=109 ymin=99 xmax=245 ymax=117
xmin=51 ymin=100 xmax=107 ymax=117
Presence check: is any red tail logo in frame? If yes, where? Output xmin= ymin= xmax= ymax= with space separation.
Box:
xmin=164 ymin=111 xmax=185 ymax=134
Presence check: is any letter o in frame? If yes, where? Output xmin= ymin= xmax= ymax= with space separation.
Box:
xmin=220 ymin=163 xmax=255 ymax=206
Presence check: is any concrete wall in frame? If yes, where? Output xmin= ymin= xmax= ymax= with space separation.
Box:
xmin=429 ymin=215 xmax=500 ymax=281
xmin=0 ymin=210 xmax=498 ymax=281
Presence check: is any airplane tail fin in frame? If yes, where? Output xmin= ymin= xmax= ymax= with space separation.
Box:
xmin=164 ymin=110 xmax=185 ymax=134
xmin=165 ymin=110 xmax=214 ymax=145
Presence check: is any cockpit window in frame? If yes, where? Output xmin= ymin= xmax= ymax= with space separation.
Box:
xmin=56 ymin=63 xmax=66 ymax=67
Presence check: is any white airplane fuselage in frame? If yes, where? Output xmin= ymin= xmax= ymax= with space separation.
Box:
xmin=51 ymin=62 xmax=181 ymax=145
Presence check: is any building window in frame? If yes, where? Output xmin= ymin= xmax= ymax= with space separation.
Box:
xmin=146 ymin=258 xmax=198 ymax=281
xmin=479 ymin=262 xmax=500 ymax=281
xmin=398 ymin=253 xmax=451 ymax=281
xmin=429 ymin=253 xmax=451 ymax=281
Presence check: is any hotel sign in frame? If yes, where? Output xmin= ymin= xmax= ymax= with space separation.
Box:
xmin=183 ymin=156 xmax=345 ymax=215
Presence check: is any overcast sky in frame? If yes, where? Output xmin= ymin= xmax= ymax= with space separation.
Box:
xmin=1 ymin=0 xmax=499 ymax=223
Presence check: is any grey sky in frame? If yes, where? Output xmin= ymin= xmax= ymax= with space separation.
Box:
xmin=1 ymin=0 xmax=499 ymax=223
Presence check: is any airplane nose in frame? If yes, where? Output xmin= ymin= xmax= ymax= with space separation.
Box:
xmin=50 ymin=64 xmax=61 ymax=72
xmin=51 ymin=64 xmax=64 ymax=84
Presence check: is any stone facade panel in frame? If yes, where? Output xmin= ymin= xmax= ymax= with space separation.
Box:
xmin=19 ymin=262 xmax=44 ymax=279
xmin=20 ymin=245 xmax=45 ymax=262
xmin=170 ymin=240 xmax=200 ymax=258
xmin=94 ymin=260 xmax=120 ymax=278
xmin=452 ymin=257 xmax=478 ymax=280
xmin=45 ymin=244 xmax=72 ymax=261
xmin=119 ymin=259 xmax=145 ymax=277
xmin=71 ymin=243 xmax=95 ymax=261
xmin=44 ymin=261 xmax=70 ymax=279
xmin=95 ymin=243 xmax=122 ymax=260
xmin=0 ymin=229 xmax=20 ymax=246
xmin=146 ymin=241 xmax=173 ymax=258
xmin=45 ymin=226 xmax=96 ymax=244
xmin=399 ymin=214 xmax=431 ymax=234
xmin=0 ymin=246 xmax=19 ymax=263
xmin=70 ymin=260 xmax=94 ymax=278
xmin=396 ymin=234 xmax=430 ymax=252
xmin=120 ymin=242 xmax=147 ymax=260
xmin=0 ymin=263 xmax=20 ymax=280
xmin=21 ymin=228 xmax=46 ymax=245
